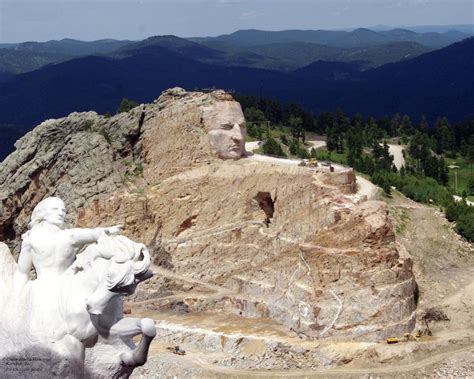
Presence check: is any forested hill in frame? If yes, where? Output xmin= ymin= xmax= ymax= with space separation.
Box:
xmin=191 ymin=28 xmax=469 ymax=48
xmin=0 ymin=38 xmax=132 ymax=74
xmin=306 ymin=37 xmax=474 ymax=118
xmin=0 ymin=37 xmax=472 ymax=159
xmin=0 ymin=27 xmax=470 ymax=75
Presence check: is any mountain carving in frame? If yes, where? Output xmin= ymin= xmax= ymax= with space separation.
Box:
xmin=0 ymin=88 xmax=416 ymax=346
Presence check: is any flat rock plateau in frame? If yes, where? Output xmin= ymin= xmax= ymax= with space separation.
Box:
xmin=1 ymin=88 xmax=472 ymax=377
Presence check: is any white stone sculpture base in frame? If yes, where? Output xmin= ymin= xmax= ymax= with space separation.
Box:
xmin=0 ymin=197 xmax=156 ymax=378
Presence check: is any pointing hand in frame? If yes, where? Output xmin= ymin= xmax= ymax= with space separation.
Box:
xmin=104 ymin=225 xmax=123 ymax=236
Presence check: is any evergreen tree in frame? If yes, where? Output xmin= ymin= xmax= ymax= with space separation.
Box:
xmin=400 ymin=165 xmax=406 ymax=177
xmin=334 ymin=109 xmax=349 ymax=152
xmin=244 ymin=107 xmax=265 ymax=123
xmin=422 ymin=155 xmax=441 ymax=180
xmin=418 ymin=115 xmax=429 ymax=133
xmin=346 ymin=127 xmax=363 ymax=166
xmin=438 ymin=158 xmax=449 ymax=186
xmin=244 ymin=107 xmax=266 ymax=139
xmin=378 ymin=115 xmax=391 ymax=136
xmin=289 ymin=115 xmax=304 ymax=142
xmin=400 ymin=115 xmax=413 ymax=135
xmin=117 ymin=98 xmax=139 ymax=113
xmin=263 ymin=137 xmax=286 ymax=157
xmin=463 ymin=135 xmax=474 ymax=178
xmin=351 ymin=113 xmax=363 ymax=128
xmin=409 ymin=132 xmax=431 ymax=172
xmin=468 ymin=177 xmax=474 ymax=195
xmin=380 ymin=141 xmax=394 ymax=171
xmin=316 ymin=112 xmax=334 ymax=134
xmin=435 ymin=117 xmax=454 ymax=154
xmin=326 ymin=125 xmax=338 ymax=151
xmin=365 ymin=117 xmax=383 ymax=146
xmin=390 ymin=113 xmax=400 ymax=136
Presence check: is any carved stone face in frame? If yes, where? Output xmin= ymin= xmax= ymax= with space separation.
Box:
xmin=43 ymin=197 xmax=66 ymax=227
xmin=203 ymin=101 xmax=246 ymax=160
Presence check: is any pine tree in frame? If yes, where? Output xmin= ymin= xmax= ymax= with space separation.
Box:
xmin=438 ymin=158 xmax=449 ymax=186
xmin=418 ymin=115 xmax=429 ymax=133
xmin=390 ymin=113 xmax=400 ymax=136
xmin=346 ymin=127 xmax=363 ymax=166
xmin=435 ymin=117 xmax=454 ymax=154
xmin=464 ymin=135 xmax=474 ymax=178
xmin=400 ymin=115 xmax=413 ymax=135
xmin=117 ymin=98 xmax=139 ymax=113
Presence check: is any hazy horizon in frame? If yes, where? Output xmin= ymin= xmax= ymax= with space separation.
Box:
xmin=0 ymin=0 xmax=472 ymax=43
xmin=0 ymin=23 xmax=473 ymax=44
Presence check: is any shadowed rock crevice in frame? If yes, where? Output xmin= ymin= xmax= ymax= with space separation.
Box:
xmin=175 ymin=214 xmax=198 ymax=236
xmin=253 ymin=191 xmax=274 ymax=226
xmin=0 ymin=221 xmax=16 ymax=242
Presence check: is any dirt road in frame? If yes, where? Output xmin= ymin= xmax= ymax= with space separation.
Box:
xmin=193 ymin=344 xmax=474 ymax=378
xmin=355 ymin=175 xmax=379 ymax=200
xmin=453 ymin=194 xmax=474 ymax=207
xmin=247 ymin=153 xmax=300 ymax=166
xmin=307 ymin=140 xmax=326 ymax=150
xmin=307 ymin=140 xmax=406 ymax=171
xmin=388 ymin=144 xmax=406 ymax=170
xmin=245 ymin=141 xmax=262 ymax=153
xmin=246 ymin=142 xmax=379 ymax=200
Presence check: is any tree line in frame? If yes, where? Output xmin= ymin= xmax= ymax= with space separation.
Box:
xmin=236 ymin=93 xmax=474 ymax=242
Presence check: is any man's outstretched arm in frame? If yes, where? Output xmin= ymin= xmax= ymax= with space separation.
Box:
xmin=68 ymin=225 xmax=123 ymax=248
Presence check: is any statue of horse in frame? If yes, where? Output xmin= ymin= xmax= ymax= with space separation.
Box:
xmin=0 ymin=234 xmax=157 ymax=378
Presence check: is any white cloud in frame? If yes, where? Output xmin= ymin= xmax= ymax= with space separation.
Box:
xmin=383 ymin=0 xmax=432 ymax=8
xmin=239 ymin=10 xmax=258 ymax=20
xmin=332 ymin=4 xmax=351 ymax=16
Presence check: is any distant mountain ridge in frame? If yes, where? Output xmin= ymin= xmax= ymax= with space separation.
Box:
xmin=191 ymin=27 xmax=469 ymax=48
xmin=0 ymin=37 xmax=470 ymax=122
xmin=203 ymin=40 xmax=428 ymax=71
xmin=370 ymin=24 xmax=474 ymax=34
xmin=0 ymin=34 xmax=472 ymax=160
xmin=0 ymin=38 xmax=132 ymax=74
xmin=0 ymin=27 xmax=466 ymax=74
xmin=3 ymin=38 xmax=132 ymax=55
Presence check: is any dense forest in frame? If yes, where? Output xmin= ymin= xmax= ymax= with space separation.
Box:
xmin=236 ymin=93 xmax=474 ymax=242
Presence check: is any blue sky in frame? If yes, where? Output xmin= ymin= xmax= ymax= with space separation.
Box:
xmin=0 ymin=0 xmax=472 ymax=43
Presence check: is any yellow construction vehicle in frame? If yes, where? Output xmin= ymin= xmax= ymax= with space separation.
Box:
xmin=387 ymin=320 xmax=432 ymax=344
xmin=308 ymin=158 xmax=318 ymax=167
xmin=415 ymin=319 xmax=432 ymax=338
xmin=298 ymin=158 xmax=318 ymax=168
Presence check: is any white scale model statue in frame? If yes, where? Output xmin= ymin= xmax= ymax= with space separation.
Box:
xmin=0 ymin=197 xmax=156 ymax=378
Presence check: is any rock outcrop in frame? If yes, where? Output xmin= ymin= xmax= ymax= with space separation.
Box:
xmin=0 ymin=88 xmax=416 ymax=343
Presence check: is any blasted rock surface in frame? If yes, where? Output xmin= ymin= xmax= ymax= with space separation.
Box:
xmin=0 ymin=88 xmax=416 ymax=343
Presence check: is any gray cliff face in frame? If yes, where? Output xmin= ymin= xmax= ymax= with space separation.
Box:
xmin=0 ymin=109 xmax=144 ymax=252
